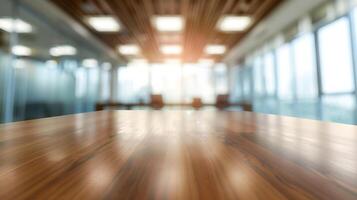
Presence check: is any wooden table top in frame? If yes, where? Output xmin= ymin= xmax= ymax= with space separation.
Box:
xmin=0 ymin=111 xmax=357 ymax=200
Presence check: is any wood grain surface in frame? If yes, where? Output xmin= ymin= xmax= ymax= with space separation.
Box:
xmin=0 ymin=110 xmax=357 ymax=199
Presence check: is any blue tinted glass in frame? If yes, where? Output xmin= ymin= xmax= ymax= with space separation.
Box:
xmin=263 ymin=52 xmax=276 ymax=96
xmin=253 ymin=56 xmax=265 ymax=97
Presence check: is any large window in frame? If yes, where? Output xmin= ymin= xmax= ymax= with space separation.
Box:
xmin=253 ymin=56 xmax=265 ymax=97
xmin=214 ymin=64 xmax=228 ymax=95
xmin=0 ymin=52 xmax=10 ymax=122
xmin=75 ymin=68 xmax=88 ymax=112
xmin=229 ymin=66 xmax=242 ymax=102
xmin=182 ymin=64 xmax=215 ymax=104
xmin=263 ymin=52 xmax=276 ymax=96
xmin=196 ymin=65 xmax=215 ymax=104
xmin=318 ymin=17 xmax=354 ymax=94
xmin=241 ymin=3 xmax=357 ymax=125
xmin=151 ymin=63 xmax=216 ymax=104
xmin=86 ymin=68 xmax=100 ymax=111
xmin=292 ymin=33 xmax=318 ymax=99
xmin=99 ymin=68 xmax=111 ymax=103
xmin=118 ymin=64 xmax=150 ymax=104
xmin=242 ymin=68 xmax=252 ymax=100
xmin=151 ymin=63 xmax=183 ymax=104
xmin=276 ymin=44 xmax=294 ymax=100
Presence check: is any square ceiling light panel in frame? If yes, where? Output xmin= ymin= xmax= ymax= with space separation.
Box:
xmin=160 ymin=45 xmax=182 ymax=55
xmin=152 ymin=16 xmax=184 ymax=32
xmin=217 ymin=16 xmax=252 ymax=32
xmin=12 ymin=45 xmax=32 ymax=56
xmin=50 ymin=45 xmax=77 ymax=57
xmin=0 ymin=18 xmax=32 ymax=33
xmin=87 ymin=16 xmax=121 ymax=32
xmin=204 ymin=45 xmax=226 ymax=55
xmin=118 ymin=44 xmax=140 ymax=55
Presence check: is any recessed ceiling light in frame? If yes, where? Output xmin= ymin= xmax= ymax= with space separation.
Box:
xmin=82 ymin=58 xmax=98 ymax=68
xmin=217 ymin=16 xmax=252 ymax=32
xmin=199 ymin=58 xmax=215 ymax=65
xmin=160 ymin=45 xmax=182 ymax=55
xmin=118 ymin=44 xmax=140 ymax=55
xmin=0 ymin=18 xmax=32 ymax=33
xmin=12 ymin=45 xmax=32 ymax=56
xmin=205 ymin=45 xmax=226 ymax=55
xmin=50 ymin=45 xmax=77 ymax=57
xmin=87 ymin=16 xmax=120 ymax=32
xmin=152 ymin=16 xmax=184 ymax=32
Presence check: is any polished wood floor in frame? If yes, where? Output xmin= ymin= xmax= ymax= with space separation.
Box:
xmin=0 ymin=111 xmax=357 ymax=199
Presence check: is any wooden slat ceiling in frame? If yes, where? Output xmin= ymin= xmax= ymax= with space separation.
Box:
xmin=51 ymin=0 xmax=282 ymax=63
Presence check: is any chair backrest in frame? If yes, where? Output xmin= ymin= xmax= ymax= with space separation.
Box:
xmin=192 ymin=97 xmax=202 ymax=109
xmin=215 ymin=94 xmax=229 ymax=109
xmin=150 ymin=94 xmax=164 ymax=109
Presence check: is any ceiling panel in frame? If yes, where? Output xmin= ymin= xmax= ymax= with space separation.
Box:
xmin=50 ymin=0 xmax=282 ymax=63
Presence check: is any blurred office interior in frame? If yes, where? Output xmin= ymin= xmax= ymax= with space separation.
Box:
xmin=1 ymin=0 xmax=357 ymax=124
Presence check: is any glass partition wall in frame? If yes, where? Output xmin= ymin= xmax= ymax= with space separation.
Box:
xmin=0 ymin=0 xmax=113 ymax=123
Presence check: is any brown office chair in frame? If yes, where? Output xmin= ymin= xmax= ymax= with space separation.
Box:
xmin=215 ymin=94 xmax=229 ymax=109
xmin=238 ymin=101 xmax=253 ymax=112
xmin=192 ymin=97 xmax=203 ymax=109
xmin=150 ymin=94 xmax=164 ymax=109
